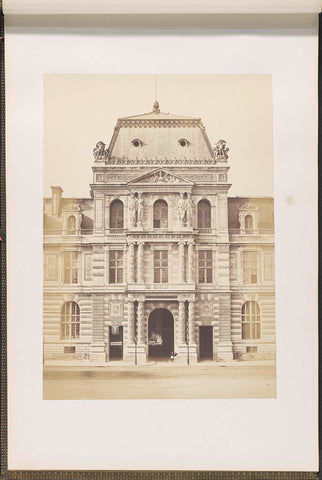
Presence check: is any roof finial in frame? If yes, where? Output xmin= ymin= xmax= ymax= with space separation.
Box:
xmin=153 ymin=100 xmax=160 ymax=114
xmin=153 ymin=75 xmax=160 ymax=113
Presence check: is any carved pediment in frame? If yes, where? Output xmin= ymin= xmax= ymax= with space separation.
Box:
xmin=128 ymin=169 xmax=194 ymax=185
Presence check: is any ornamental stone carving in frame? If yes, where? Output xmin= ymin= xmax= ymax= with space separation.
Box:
xmin=144 ymin=171 xmax=185 ymax=184
xmin=108 ymin=156 xmax=215 ymax=165
xmin=137 ymin=194 xmax=144 ymax=225
xmin=128 ymin=193 xmax=138 ymax=227
xmin=213 ymin=139 xmax=229 ymax=161
xmin=185 ymin=193 xmax=194 ymax=227
xmin=93 ymin=141 xmax=108 ymax=161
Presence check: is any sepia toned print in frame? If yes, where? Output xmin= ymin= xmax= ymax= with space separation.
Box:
xmin=43 ymin=74 xmax=275 ymax=399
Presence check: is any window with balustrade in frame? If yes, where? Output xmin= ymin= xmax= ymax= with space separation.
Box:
xmin=245 ymin=214 xmax=254 ymax=234
xmin=198 ymin=250 xmax=213 ymax=283
xmin=197 ymin=199 xmax=211 ymax=229
xmin=63 ymin=251 xmax=78 ymax=284
xmin=67 ymin=215 xmax=76 ymax=234
xmin=110 ymin=199 xmax=124 ymax=229
xmin=242 ymin=301 xmax=260 ymax=339
xmin=154 ymin=250 xmax=168 ymax=283
xmin=153 ymin=200 xmax=168 ymax=229
xmin=243 ymin=251 xmax=258 ymax=284
xmin=109 ymin=250 xmax=123 ymax=283
xmin=61 ymin=301 xmax=80 ymax=339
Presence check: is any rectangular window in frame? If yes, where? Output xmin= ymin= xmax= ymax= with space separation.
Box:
xmin=109 ymin=250 xmax=123 ymax=284
xmin=198 ymin=250 xmax=213 ymax=283
xmin=264 ymin=252 xmax=273 ymax=281
xmin=64 ymin=346 xmax=76 ymax=354
xmin=63 ymin=252 xmax=78 ymax=284
xmin=154 ymin=250 xmax=168 ymax=283
xmin=243 ymin=251 xmax=257 ymax=284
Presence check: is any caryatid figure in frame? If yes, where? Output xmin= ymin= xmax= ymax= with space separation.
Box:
xmin=137 ymin=194 xmax=144 ymax=226
xmin=177 ymin=193 xmax=186 ymax=224
xmin=185 ymin=193 xmax=194 ymax=227
xmin=129 ymin=193 xmax=138 ymax=227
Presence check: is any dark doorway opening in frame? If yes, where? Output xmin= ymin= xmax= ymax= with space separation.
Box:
xmin=109 ymin=325 xmax=123 ymax=360
xmin=199 ymin=326 xmax=213 ymax=360
xmin=148 ymin=308 xmax=174 ymax=361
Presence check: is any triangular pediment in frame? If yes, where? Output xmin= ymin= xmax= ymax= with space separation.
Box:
xmin=128 ymin=169 xmax=194 ymax=185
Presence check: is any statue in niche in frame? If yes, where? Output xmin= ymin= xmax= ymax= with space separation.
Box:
xmin=177 ymin=193 xmax=186 ymax=224
xmin=185 ymin=193 xmax=194 ymax=226
xmin=137 ymin=194 xmax=144 ymax=225
xmin=93 ymin=141 xmax=108 ymax=160
xmin=213 ymin=139 xmax=229 ymax=160
xmin=128 ymin=193 xmax=138 ymax=226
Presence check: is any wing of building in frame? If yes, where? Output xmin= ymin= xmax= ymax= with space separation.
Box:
xmin=43 ymin=101 xmax=275 ymax=364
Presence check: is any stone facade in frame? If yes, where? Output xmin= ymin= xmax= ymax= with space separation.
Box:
xmin=43 ymin=102 xmax=275 ymax=364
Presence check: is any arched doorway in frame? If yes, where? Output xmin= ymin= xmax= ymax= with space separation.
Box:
xmin=148 ymin=308 xmax=174 ymax=361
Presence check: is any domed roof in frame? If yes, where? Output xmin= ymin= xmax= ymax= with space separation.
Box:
xmin=107 ymin=102 xmax=214 ymax=165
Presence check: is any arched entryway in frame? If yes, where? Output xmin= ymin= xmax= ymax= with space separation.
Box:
xmin=148 ymin=308 xmax=174 ymax=361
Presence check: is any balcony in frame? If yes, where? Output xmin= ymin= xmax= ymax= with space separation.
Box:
xmin=108 ymin=228 xmax=125 ymax=235
xmin=229 ymin=228 xmax=274 ymax=235
xmin=43 ymin=229 xmax=93 ymax=236
xmin=197 ymin=228 xmax=214 ymax=234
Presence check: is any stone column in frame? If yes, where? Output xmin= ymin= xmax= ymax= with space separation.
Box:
xmin=187 ymin=241 xmax=194 ymax=283
xmin=127 ymin=300 xmax=135 ymax=345
xmin=137 ymin=241 xmax=144 ymax=284
xmin=178 ymin=242 xmax=185 ymax=283
xmin=138 ymin=301 xmax=144 ymax=344
xmin=104 ymin=320 xmax=110 ymax=362
xmin=136 ymin=300 xmax=146 ymax=364
xmin=178 ymin=301 xmax=185 ymax=344
xmin=188 ymin=301 xmax=195 ymax=344
xmin=127 ymin=241 xmax=135 ymax=284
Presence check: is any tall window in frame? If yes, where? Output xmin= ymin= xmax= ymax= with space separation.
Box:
xmin=67 ymin=215 xmax=76 ymax=234
xmin=109 ymin=250 xmax=123 ymax=283
xmin=154 ymin=250 xmax=168 ymax=283
xmin=110 ymin=200 xmax=124 ymax=228
xmin=61 ymin=301 xmax=80 ymax=339
xmin=153 ymin=200 xmax=168 ymax=229
xmin=63 ymin=251 xmax=78 ymax=284
xmin=242 ymin=301 xmax=260 ymax=339
xmin=245 ymin=215 xmax=254 ymax=234
xmin=198 ymin=200 xmax=211 ymax=228
xmin=243 ymin=251 xmax=257 ymax=284
xmin=198 ymin=250 xmax=213 ymax=283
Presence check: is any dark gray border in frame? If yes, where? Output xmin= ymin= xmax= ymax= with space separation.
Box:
xmin=0 ymin=11 xmax=319 ymax=480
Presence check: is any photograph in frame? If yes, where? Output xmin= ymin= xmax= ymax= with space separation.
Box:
xmin=42 ymin=74 xmax=276 ymax=400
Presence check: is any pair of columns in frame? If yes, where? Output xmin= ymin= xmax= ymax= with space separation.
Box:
xmin=127 ymin=300 xmax=145 ymax=344
xmin=178 ymin=240 xmax=194 ymax=284
xmin=127 ymin=241 xmax=144 ymax=284
xmin=178 ymin=300 xmax=195 ymax=344
xmin=127 ymin=299 xmax=196 ymax=346
xmin=127 ymin=240 xmax=195 ymax=285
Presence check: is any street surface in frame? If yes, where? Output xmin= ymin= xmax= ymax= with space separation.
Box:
xmin=43 ymin=362 xmax=276 ymax=399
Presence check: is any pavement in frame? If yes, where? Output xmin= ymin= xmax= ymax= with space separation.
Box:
xmin=43 ymin=362 xmax=276 ymax=400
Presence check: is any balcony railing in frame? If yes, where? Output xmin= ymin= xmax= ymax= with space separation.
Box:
xmin=198 ymin=228 xmax=213 ymax=234
xmin=108 ymin=228 xmax=125 ymax=235
xmin=229 ymin=228 xmax=274 ymax=235
xmin=43 ymin=229 xmax=93 ymax=236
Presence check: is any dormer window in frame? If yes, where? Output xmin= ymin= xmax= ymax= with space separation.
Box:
xmin=132 ymin=139 xmax=142 ymax=148
xmin=178 ymin=138 xmax=189 ymax=147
